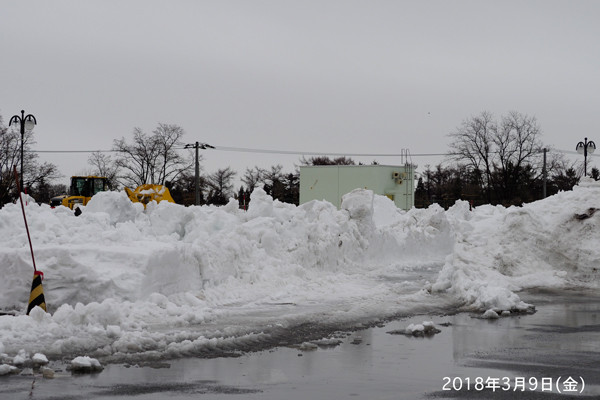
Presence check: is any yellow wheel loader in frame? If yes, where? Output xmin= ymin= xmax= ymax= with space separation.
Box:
xmin=50 ymin=176 xmax=109 ymax=210
xmin=50 ymin=176 xmax=175 ymax=210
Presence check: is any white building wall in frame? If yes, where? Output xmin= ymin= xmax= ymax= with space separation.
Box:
xmin=299 ymin=165 xmax=415 ymax=210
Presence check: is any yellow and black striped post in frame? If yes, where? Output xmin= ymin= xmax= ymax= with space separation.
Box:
xmin=26 ymin=271 xmax=46 ymax=315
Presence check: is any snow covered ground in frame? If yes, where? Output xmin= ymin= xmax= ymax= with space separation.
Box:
xmin=1 ymin=180 xmax=599 ymax=364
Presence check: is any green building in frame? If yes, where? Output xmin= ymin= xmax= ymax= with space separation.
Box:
xmin=299 ymin=165 xmax=415 ymax=210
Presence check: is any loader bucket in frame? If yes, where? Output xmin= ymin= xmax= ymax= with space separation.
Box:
xmin=125 ymin=184 xmax=175 ymax=207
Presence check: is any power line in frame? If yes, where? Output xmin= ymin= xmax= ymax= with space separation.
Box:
xmin=29 ymin=146 xmax=598 ymax=157
xmin=31 ymin=146 xmax=452 ymax=157
xmin=31 ymin=147 xmax=446 ymax=157
xmin=32 ymin=149 xmax=116 ymax=153
xmin=207 ymin=145 xmax=443 ymax=157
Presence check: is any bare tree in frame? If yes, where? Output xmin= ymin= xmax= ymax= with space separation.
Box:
xmin=241 ymin=166 xmax=264 ymax=191
xmin=448 ymin=111 xmax=550 ymax=203
xmin=0 ymin=114 xmax=60 ymax=205
xmin=88 ymin=151 xmax=119 ymax=189
xmin=495 ymin=112 xmax=543 ymax=173
xmin=113 ymin=123 xmax=192 ymax=187
xmin=113 ymin=128 xmax=153 ymax=187
xmin=448 ymin=111 xmax=495 ymax=192
xmin=153 ymin=123 xmax=189 ymax=185
xmin=206 ymin=167 xmax=236 ymax=205
xmin=26 ymin=162 xmax=61 ymax=189
xmin=492 ymin=112 xmax=543 ymax=199
xmin=261 ymin=164 xmax=284 ymax=186
xmin=299 ymin=156 xmax=356 ymax=166
xmin=260 ymin=164 xmax=286 ymax=201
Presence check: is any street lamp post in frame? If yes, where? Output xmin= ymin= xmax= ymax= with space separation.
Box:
xmin=576 ymin=137 xmax=596 ymax=177
xmin=9 ymin=110 xmax=37 ymax=191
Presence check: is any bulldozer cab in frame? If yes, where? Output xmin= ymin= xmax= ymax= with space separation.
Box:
xmin=70 ymin=176 xmax=108 ymax=197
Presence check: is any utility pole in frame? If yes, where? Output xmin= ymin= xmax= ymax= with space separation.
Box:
xmin=184 ymin=142 xmax=214 ymax=205
xmin=542 ymin=148 xmax=547 ymax=198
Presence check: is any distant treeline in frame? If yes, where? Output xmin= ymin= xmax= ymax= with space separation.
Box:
xmin=414 ymin=163 xmax=594 ymax=209
xmin=0 ymin=111 xmax=595 ymax=209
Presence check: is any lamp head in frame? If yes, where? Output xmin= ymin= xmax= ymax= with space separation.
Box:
xmin=24 ymin=118 xmax=36 ymax=132
xmin=24 ymin=114 xmax=37 ymax=131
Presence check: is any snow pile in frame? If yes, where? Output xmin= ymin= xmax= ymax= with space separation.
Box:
xmin=0 ymin=348 xmax=48 ymax=368
xmin=0 ymin=182 xmax=598 ymax=362
xmin=432 ymin=180 xmax=600 ymax=312
xmin=85 ymin=190 xmax=144 ymax=224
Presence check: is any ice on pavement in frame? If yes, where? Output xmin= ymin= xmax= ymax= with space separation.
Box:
xmin=1 ymin=181 xmax=599 ymax=362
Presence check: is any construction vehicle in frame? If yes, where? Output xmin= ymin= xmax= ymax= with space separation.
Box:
xmin=124 ymin=184 xmax=175 ymax=206
xmin=50 ymin=176 xmax=109 ymax=209
xmin=50 ymin=176 xmax=175 ymax=210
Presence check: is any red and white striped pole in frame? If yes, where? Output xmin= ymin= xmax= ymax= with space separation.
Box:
xmin=13 ymin=166 xmax=46 ymax=314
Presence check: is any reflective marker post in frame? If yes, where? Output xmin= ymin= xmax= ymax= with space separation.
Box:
xmin=13 ymin=166 xmax=47 ymax=314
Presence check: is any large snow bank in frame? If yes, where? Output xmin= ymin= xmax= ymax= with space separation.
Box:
xmin=432 ymin=179 xmax=600 ymax=311
xmin=0 ymin=181 xmax=598 ymax=362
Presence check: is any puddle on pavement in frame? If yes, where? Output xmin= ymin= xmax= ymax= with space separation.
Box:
xmin=3 ymin=288 xmax=599 ymax=399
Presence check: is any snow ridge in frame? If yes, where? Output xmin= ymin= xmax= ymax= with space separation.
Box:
xmin=1 ymin=182 xmax=598 ymax=361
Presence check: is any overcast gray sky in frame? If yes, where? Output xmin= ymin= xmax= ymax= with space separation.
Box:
xmin=1 ymin=0 xmax=598 ymax=187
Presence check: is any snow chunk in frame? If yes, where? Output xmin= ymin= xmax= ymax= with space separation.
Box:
xmin=341 ymin=189 xmax=375 ymax=229
xmin=85 ymin=191 xmax=141 ymax=224
xmin=482 ymin=309 xmax=499 ymax=319
xmin=388 ymin=321 xmax=441 ymax=337
xmin=297 ymin=342 xmax=318 ymax=351
xmin=106 ymin=325 xmax=122 ymax=338
xmin=371 ymin=194 xmax=402 ymax=228
xmin=29 ymin=306 xmax=50 ymax=321
xmin=70 ymin=356 xmax=103 ymax=373
xmin=32 ymin=353 xmax=49 ymax=366
xmin=310 ymin=338 xmax=343 ymax=347
xmin=0 ymin=364 xmax=17 ymax=376
xmin=12 ymin=349 xmax=29 ymax=366
xmin=246 ymin=188 xmax=275 ymax=218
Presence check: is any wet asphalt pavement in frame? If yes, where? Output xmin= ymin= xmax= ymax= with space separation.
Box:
xmin=1 ymin=288 xmax=599 ymax=400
